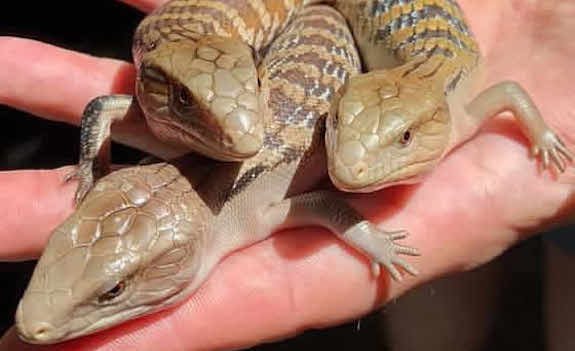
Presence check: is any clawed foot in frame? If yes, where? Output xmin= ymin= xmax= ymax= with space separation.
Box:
xmin=531 ymin=129 xmax=573 ymax=173
xmin=64 ymin=161 xmax=94 ymax=207
xmin=370 ymin=229 xmax=419 ymax=281
xmin=352 ymin=222 xmax=419 ymax=281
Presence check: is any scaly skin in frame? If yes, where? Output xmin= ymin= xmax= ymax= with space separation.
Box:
xmin=17 ymin=160 xmax=215 ymax=343
xmin=70 ymin=0 xmax=321 ymax=204
xmin=1 ymin=2 xmax=575 ymax=349
xmin=133 ymin=0 xmax=313 ymax=160
xmin=326 ymin=0 xmax=572 ymax=191
xmin=18 ymin=0 xmax=575 ymax=206
xmin=16 ymin=7 xmax=418 ymax=344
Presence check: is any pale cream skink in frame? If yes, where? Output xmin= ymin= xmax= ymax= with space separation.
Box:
xmin=17 ymin=6 xmax=418 ymax=344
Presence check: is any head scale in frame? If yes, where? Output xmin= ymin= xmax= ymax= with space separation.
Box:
xmin=327 ymin=70 xmax=451 ymax=192
xmin=16 ymin=164 xmax=210 ymax=344
xmin=135 ymin=37 xmax=263 ymax=161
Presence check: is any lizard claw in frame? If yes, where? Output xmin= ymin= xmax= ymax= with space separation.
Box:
xmin=531 ymin=130 xmax=573 ymax=174
xmin=64 ymin=162 xmax=94 ymax=207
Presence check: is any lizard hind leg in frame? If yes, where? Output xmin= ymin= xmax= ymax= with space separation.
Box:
xmin=66 ymin=95 xmax=134 ymax=206
xmin=269 ymin=191 xmax=420 ymax=281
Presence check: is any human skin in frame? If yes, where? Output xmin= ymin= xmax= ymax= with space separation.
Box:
xmin=0 ymin=0 xmax=574 ymax=350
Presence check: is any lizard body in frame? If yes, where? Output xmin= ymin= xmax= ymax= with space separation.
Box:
xmin=132 ymin=0 xmax=314 ymax=159
xmin=73 ymin=0 xmax=572 ymax=203
xmin=16 ymin=6 xmax=417 ymax=344
xmin=326 ymin=0 xmax=572 ymax=191
xmin=71 ymin=0 xmax=322 ymax=203
xmin=17 ymin=0 xmax=571 ymax=343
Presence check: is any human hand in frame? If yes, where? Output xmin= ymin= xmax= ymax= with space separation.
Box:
xmin=0 ymin=1 xmax=574 ymax=350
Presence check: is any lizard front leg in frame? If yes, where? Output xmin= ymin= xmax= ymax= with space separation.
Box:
xmin=66 ymin=94 xmax=133 ymax=205
xmin=266 ymin=191 xmax=419 ymax=281
xmin=465 ymin=81 xmax=573 ymax=172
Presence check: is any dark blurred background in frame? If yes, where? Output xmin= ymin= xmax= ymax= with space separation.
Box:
xmin=1 ymin=1 xmax=573 ymax=350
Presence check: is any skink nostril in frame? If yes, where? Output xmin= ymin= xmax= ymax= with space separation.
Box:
xmin=21 ymin=322 xmax=54 ymax=343
xmin=32 ymin=323 xmax=51 ymax=338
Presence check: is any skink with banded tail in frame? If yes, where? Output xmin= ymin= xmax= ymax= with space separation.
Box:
xmin=325 ymin=0 xmax=572 ymax=191
xmin=73 ymin=0 xmax=571 ymax=205
xmin=71 ymin=0 xmax=324 ymax=203
xmin=17 ymin=6 xmax=417 ymax=344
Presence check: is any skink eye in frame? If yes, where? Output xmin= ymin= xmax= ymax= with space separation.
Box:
xmin=177 ymin=87 xmax=192 ymax=106
xmin=399 ymin=129 xmax=412 ymax=146
xmin=98 ymin=281 xmax=126 ymax=303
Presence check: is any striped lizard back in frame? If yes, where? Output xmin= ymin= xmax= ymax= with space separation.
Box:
xmin=336 ymin=0 xmax=479 ymax=87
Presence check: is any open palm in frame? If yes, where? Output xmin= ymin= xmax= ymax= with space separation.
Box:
xmin=0 ymin=1 xmax=574 ymax=350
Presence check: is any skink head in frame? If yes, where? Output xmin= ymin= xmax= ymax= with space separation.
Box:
xmin=326 ymin=69 xmax=451 ymax=192
xmin=17 ymin=163 xmax=211 ymax=344
xmin=135 ymin=37 xmax=263 ymax=161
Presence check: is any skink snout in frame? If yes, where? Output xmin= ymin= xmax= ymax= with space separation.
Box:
xmin=19 ymin=322 xmax=53 ymax=343
xmin=15 ymin=300 xmax=64 ymax=344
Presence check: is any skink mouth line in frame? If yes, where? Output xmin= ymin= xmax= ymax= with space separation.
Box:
xmin=336 ymin=173 xmax=419 ymax=192
xmin=333 ymin=156 xmax=435 ymax=191
xmin=149 ymin=115 xmax=252 ymax=159
xmin=20 ymin=302 xmax=147 ymax=344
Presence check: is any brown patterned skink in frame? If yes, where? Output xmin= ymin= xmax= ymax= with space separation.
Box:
xmin=73 ymin=0 xmax=572 ymax=204
xmin=17 ymin=6 xmax=417 ymax=344
xmin=325 ymin=0 xmax=572 ymax=191
xmin=71 ymin=0 xmax=323 ymax=203
xmin=16 ymin=0 xmax=572 ymax=345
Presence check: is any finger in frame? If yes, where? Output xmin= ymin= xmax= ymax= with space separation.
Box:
xmin=394 ymin=258 xmax=419 ymax=277
xmin=3 ymin=134 xmax=570 ymax=350
xmin=0 ymin=38 xmax=183 ymax=157
xmin=0 ymin=167 xmax=76 ymax=260
xmin=0 ymin=148 xmax=558 ymax=350
xmin=557 ymin=141 xmax=573 ymax=162
xmin=395 ymin=245 xmax=420 ymax=256
xmin=0 ymin=37 xmax=135 ymax=125
xmin=542 ymin=150 xmax=550 ymax=169
xmin=382 ymin=261 xmax=401 ymax=281
xmin=116 ymin=0 xmax=168 ymax=13
xmin=550 ymin=148 xmax=565 ymax=173
xmin=385 ymin=230 xmax=408 ymax=240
